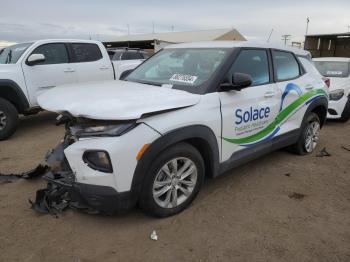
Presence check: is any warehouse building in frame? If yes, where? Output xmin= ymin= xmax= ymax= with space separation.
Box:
xmin=304 ymin=32 xmax=350 ymax=58
xmin=103 ymin=28 xmax=246 ymax=53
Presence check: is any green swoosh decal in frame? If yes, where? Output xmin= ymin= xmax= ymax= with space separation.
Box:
xmin=223 ymin=89 xmax=327 ymax=145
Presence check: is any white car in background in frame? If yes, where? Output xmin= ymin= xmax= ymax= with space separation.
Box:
xmin=313 ymin=57 xmax=350 ymax=122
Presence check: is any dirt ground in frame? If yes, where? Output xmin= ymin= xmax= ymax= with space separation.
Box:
xmin=0 ymin=111 xmax=349 ymax=262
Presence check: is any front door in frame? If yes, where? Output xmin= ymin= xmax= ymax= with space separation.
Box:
xmin=219 ymin=49 xmax=280 ymax=162
xmin=22 ymin=43 xmax=77 ymax=106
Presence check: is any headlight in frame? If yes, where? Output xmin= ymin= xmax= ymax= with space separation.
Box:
xmin=83 ymin=150 xmax=113 ymax=173
xmin=71 ymin=122 xmax=137 ymax=138
xmin=329 ymin=89 xmax=345 ymax=101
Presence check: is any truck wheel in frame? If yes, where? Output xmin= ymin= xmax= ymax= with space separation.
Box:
xmin=289 ymin=112 xmax=321 ymax=155
xmin=0 ymin=98 xmax=19 ymax=140
xmin=139 ymin=142 xmax=205 ymax=217
xmin=340 ymin=97 xmax=350 ymax=122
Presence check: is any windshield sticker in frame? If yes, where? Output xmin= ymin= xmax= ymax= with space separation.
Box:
xmin=170 ymin=74 xmax=198 ymax=85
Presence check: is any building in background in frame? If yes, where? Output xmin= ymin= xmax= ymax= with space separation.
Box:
xmin=304 ymin=32 xmax=350 ymax=58
xmin=103 ymin=28 xmax=246 ymax=53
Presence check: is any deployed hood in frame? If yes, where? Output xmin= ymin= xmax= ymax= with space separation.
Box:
xmin=38 ymin=80 xmax=201 ymax=120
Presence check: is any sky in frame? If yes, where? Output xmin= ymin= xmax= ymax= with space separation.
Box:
xmin=0 ymin=0 xmax=349 ymax=46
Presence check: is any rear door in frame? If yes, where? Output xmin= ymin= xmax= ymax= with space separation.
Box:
xmin=22 ymin=42 xmax=77 ymax=106
xmin=69 ymin=42 xmax=114 ymax=83
xmin=219 ymin=49 xmax=280 ymax=162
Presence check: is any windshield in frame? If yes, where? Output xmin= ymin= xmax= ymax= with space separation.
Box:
xmin=0 ymin=43 xmax=33 ymax=64
xmin=125 ymin=48 xmax=230 ymax=90
xmin=314 ymin=61 xmax=350 ymax=78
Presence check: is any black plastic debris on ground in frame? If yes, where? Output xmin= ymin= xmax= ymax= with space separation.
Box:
xmin=341 ymin=145 xmax=350 ymax=152
xmin=288 ymin=192 xmax=306 ymax=200
xmin=0 ymin=165 xmax=48 ymax=184
xmin=316 ymin=147 xmax=331 ymax=157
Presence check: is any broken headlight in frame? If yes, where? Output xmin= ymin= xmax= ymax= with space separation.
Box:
xmin=70 ymin=121 xmax=137 ymax=138
xmin=329 ymin=89 xmax=345 ymax=101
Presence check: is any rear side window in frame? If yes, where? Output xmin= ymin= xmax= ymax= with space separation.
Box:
xmin=272 ymin=51 xmax=300 ymax=81
xmin=314 ymin=61 xmax=350 ymax=78
xmin=229 ymin=49 xmax=270 ymax=86
xmin=31 ymin=43 xmax=68 ymax=65
xmin=71 ymin=43 xmax=102 ymax=63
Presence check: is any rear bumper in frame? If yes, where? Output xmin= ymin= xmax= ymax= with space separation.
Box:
xmin=327 ymin=95 xmax=349 ymax=119
xmin=43 ymin=172 xmax=137 ymax=214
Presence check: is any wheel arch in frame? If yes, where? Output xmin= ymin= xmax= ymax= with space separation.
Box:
xmin=131 ymin=125 xmax=220 ymax=197
xmin=0 ymin=79 xmax=29 ymax=113
xmin=305 ymin=96 xmax=328 ymax=127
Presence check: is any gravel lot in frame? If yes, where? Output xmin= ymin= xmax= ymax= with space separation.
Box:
xmin=0 ymin=111 xmax=349 ymax=262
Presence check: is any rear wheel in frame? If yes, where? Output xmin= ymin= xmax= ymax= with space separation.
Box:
xmin=289 ymin=113 xmax=320 ymax=155
xmin=139 ymin=143 xmax=205 ymax=217
xmin=0 ymin=98 xmax=19 ymax=140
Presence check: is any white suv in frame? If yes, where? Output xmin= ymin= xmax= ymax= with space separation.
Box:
xmin=33 ymin=41 xmax=328 ymax=217
xmin=313 ymin=57 xmax=350 ymax=122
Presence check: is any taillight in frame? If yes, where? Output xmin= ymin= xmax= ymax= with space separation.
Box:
xmin=323 ymin=77 xmax=330 ymax=88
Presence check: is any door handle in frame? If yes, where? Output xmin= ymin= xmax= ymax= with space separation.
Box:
xmin=64 ymin=68 xmax=75 ymax=73
xmin=100 ymin=65 xmax=109 ymax=70
xmin=305 ymin=84 xmax=313 ymax=90
xmin=264 ymin=91 xmax=275 ymax=98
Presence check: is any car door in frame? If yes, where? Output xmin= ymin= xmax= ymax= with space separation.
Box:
xmin=219 ymin=49 xmax=280 ymax=162
xmin=271 ymin=50 xmax=316 ymax=134
xmin=22 ymin=43 xmax=77 ymax=106
xmin=69 ymin=42 xmax=114 ymax=83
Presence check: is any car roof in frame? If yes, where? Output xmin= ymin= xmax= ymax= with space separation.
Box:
xmin=165 ymin=41 xmax=310 ymax=56
xmin=33 ymin=39 xmax=102 ymax=45
xmin=313 ymin=57 xmax=350 ymax=62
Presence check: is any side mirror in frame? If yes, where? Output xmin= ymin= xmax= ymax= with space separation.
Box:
xmin=119 ymin=69 xmax=134 ymax=80
xmin=27 ymin=54 xmax=46 ymax=66
xmin=220 ymin=72 xmax=253 ymax=91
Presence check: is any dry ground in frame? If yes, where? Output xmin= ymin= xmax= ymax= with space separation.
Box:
xmin=0 ymin=112 xmax=349 ymax=262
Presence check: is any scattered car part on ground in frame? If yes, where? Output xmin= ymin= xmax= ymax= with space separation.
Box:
xmin=0 ymin=164 xmax=48 ymax=184
xmin=0 ymin=39 xmax=143 ymax=140
xmin=150 ymin=230 xmax=158 ymax=241
xmin=31 ymin=41 xmax=328 ymax=217
xmin=341 ymin=145 xmax=350 ymax=152
xmin=313 ymin=57 xmax=350 ymax=122
xmin=288 ymin=192 xmax=306 ymax=200
xmin=316 ymin=147 xmax=332 ymax=157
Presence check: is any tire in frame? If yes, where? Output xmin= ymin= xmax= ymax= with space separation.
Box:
xmin=0 ymin=98 xmax=19 ymax=140
xmin=340 ymin=97 xmax=350 ymax=122
xmin=288 ymin=112 xmax=321 ymax=155
xmin=139 ymin=142 xmax=205 ymax=217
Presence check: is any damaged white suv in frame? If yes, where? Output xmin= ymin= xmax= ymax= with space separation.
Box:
xmin=33 ymin=41 xmax=328 ymax=217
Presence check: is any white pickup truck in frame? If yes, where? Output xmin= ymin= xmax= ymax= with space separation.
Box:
xmin=0 ymin=39 xmax=143 ymax=140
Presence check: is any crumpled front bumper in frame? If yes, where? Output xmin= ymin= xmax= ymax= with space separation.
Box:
xmin=31 ymin=141 xmax=137 ymax=216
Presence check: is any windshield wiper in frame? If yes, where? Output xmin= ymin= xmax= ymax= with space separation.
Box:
xmin=131 ymin=80 xmax=163 ymax=87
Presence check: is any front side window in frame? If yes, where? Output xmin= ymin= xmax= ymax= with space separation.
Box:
xmin=30 ymin=43 xmax=68 ymax=65
xmin=229 ymin=49 xmax=270 ymax=86
xmin=126 ymin=48 xmax=229 ymax=91
xmin=272 ymin=51 xmax=300 ymax=81
xmin=0 ymin=43 xmax=33 ymax=64
xmin=314 ymin=61 xmax=350 ymax=78
xmin=71 ymin=43 xmax=102 ymax=63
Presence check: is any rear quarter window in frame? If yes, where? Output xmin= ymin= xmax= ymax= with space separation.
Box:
xmin=272 ymin=50 xmax=301 ymax=81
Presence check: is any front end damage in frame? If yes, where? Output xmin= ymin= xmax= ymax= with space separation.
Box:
xmin=31 ymin=115 xmax=137 ymax=216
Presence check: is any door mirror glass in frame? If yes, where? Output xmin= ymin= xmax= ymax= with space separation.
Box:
xmin=27 ymin=54 xmax=46 ymax=66
xmin=221 ymin=72 xmax=253 ymax=91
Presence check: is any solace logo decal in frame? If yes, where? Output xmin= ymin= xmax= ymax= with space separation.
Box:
xmin=224 ymin=84 xmax=327 ymax=147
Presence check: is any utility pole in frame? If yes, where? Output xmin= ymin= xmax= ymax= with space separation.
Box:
xmin=267 ymin=28 xmax=274 ymax=42
xmin=152 ymin=21 xmax=155 ymax=34
xmin=281 ymin=35 xmax=291 ymax=45
xmin=305 ymin=17 xmax=310 ymax=36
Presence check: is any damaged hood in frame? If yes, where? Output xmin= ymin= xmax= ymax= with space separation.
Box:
xmin=37 ymin=80 xmax=201 ymax=120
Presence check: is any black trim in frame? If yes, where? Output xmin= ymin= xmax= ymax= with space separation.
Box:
xmin=82 ymin=150 xmax=113 ymax=173
xmin=341 ymin=95 xmax=350 ymax=119
xmin=0 ymin=79 xmax=29 ymax=112
xmin=131 ymin=125 xmax=220 ymax=197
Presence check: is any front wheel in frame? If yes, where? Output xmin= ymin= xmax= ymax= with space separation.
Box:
xmin=289 ymin=113 xmax=321 ymax=155
xmin=139 ymin=143 xmax=205 ymax=217
xmin=0 ymin=98 xmax=19 ymax=140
